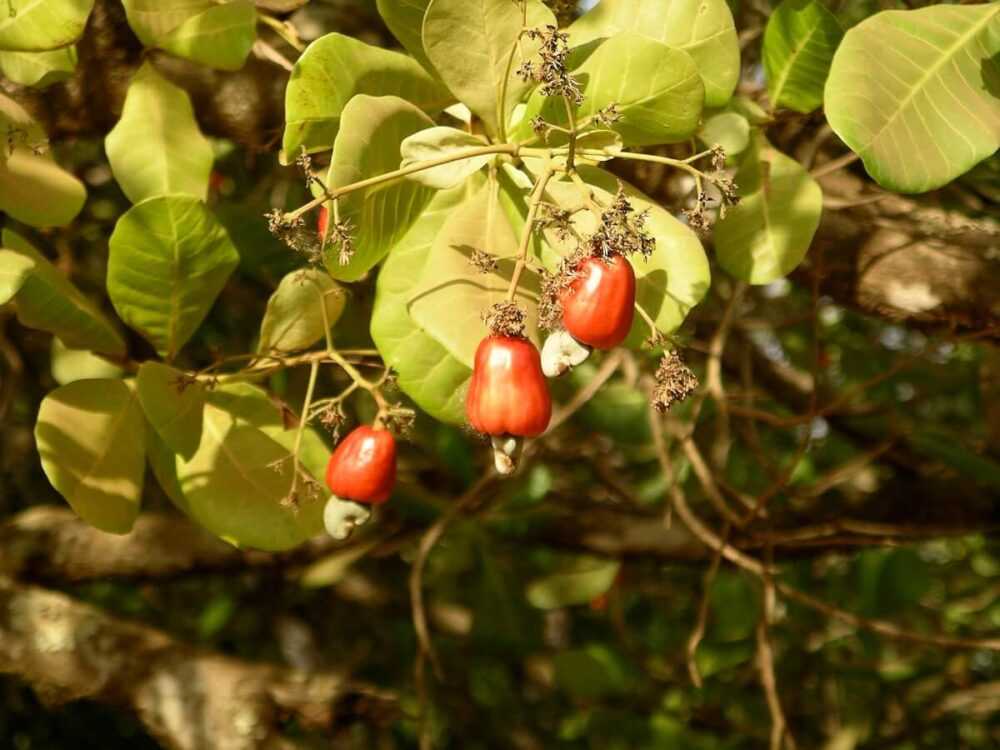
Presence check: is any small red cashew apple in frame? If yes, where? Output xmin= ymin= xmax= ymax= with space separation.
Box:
xmin=466 ymin=335 xmax=551 ymax=474
xmin=323 ymin=425 xmax=396 ymax=539
xmin=559 ymin=254 xmax=636 ymax=350
xmin=317 ymin=205 xmax=329 ymax=237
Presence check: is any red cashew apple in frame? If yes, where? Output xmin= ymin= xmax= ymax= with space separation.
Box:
xmin=466 ymin=335 xmax=552 ymax=437
xmin=560 ymin=254 xmax=636 ymax=349
xmin=318 ymin=205 xmax=329 ymax=237
xmin=325 ymin=425 xmax=397 ymax=504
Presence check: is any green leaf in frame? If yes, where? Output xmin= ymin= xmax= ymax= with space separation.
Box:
xmin=105 ymin=63 xmax=214 ymax=204
xmin=0 ymin=44 xmax=77 ymax=87
xmin=526 ymin=557 xmax=620 ymax=609
xmin=258 ymin=268 xmax=346 ymax=354
xmin=400 ymin=126 xmax=493 ymax=189
xmin=282 ymin=32 xmax=450 ymax=162
xmin=824 ymin=3 xmax=1000 ymax=193
xmin=50 ymin=338 xmax=123 ymax=385
xmin=370 ymin=184 xmax=474 ymax=425
xmin=323 ymin=95 xmax=436 ymax=281
xmin=122 ymin=0 xmax=256 ymax=71
xmin=714 ymin=135 xmax=823 ymax=284
xmin=147 ymin=382 xmax=326 ymax=551
xmin=0 ymin=248 xmax=33 ymax=304
xmin=422 ymin=0 xmax=556 ymax=136
xmin=408 ymin=181 xmax=541 ymax=367
xmin=0 ymin=0 xmax=93 ymax=52
xmin=2 ymin=228 xmax=126 ymax=355
xmin=35 ymin=378 xmax=145 ymax=534
xmin=568 ymin=0 xmax=740 ymax=107
xmin=136 ymin=361 xmax=205 ymax=460
xmin=0 ymin=91 xmax=46 ymax=167
xmin=533 ymin=166 xmax=710 ymax=346
xmin=764 ymin=0 xmax=843 ymax=113
xmin=376 ymin=0 xmax=435 ymax=74
xmin=107 ymin=195 xmax=239 ymax=359
xmin=0 ymin=148 xmax=86 ymax=227
xmin=518 ymin=32 xmax=704 ymax=146
xmin=698 ymin=111 xmax=751 ymax=156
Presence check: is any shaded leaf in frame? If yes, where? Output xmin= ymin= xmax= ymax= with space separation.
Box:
xmin=136 ymin=361 xmax=206 ymax=460
xmin=0 ymin=148 xmax=86 ymax=227
xmin=105 ymin=62 xmax=214 ymax=203
xmin=35 ymin=378 xmax=145 ymax=534
xmin=568 ymin=0 xmax=739 ymax=107
xmin=376 ymin=0 xmax=435 ymax=74
xmin=323 ymin=95 xmax=436 ymax=281
xmin=764 ymin=0 xmax=843 ymax=113
xmin=282 ymin=32 xmax=450 ymax=162
xmin=258 ymin=268 xmax=346 ymax=354
xmin=107 ymin=195 xmax=239 ymax=359
xmin=526 ymin=557 xmax=620 ymax=609
xmin=824 ymin=4 xmax=1000 ymax=192
xmin=714 ymin=135 xmax=823 ymax=284
xmin=400 ymin=126 xmax=493 ymax=189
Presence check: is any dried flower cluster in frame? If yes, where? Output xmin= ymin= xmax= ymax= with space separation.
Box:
xmin=265 ymin=209 xmax=322 ymax=264
xmin=652 ymin=350 xmax=698 ymax=413
xmin=594 ymin=103 xmax=622 ymax=126
xmin=322 ymin=216 xmax=356 ymax=267
xmin=587 ymin=187 xmax=655 ymax=260
xmin=537 ymin=246 xmax=587 ymax=330
xmin=469 ymin=248 xmax=499 ymax=274
xmin=517 ymin=25 xmax=583 ymax=105
xmin=483 ymin=301 xmax=528 ymax=337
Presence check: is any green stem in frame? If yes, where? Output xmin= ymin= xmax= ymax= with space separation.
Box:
xmin=562 ymin=95 xmax=578 ymax=172
xmin=505 ymin=165 xmax=555 ymax=303
xmin=289 ymin=360 xmax=320 ymax=498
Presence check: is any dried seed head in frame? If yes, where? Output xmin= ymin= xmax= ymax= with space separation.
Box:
xmin=266 ymin=209 xmax=324 ymax=265
xmin=594 ymin=103 xmax=622 ymax=126
xmin=587 ymin=187 xmax=655 ymax=260
xmin=682 ymin=191 xmax=710 ymax=233
xmin=469 ymin=248 xmax=500 ymax=274
xmin=540 ymin=204 xmax=575 ymax=241
xmin=318 ymin=403 xmax=346 ymax=441
xmin=382 ymin=406 xmax=416 ymax=436
xmin=523 ymin=25 xmax=583 ymax=105
xmin=652 ymin=350 xmax=699 ymax=413
xmin=483 ymin=301 xmax=528 ymax=337
xmin=320 ymin=215 xmax=356 ymax=267
xmin=530 ymin=116 xmax=550 ymax=137
xmin=538 ymin=246 xmax=588 ymax=330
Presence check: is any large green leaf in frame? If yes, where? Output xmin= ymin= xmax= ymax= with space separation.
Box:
xmin=136 ymin=361 xmax=206 ymax=460
xmin=0 ymin=249 xmax=33 ymax=304
xmin=528 ymin=165 xmax=710 ymax=347
xmin=2 ymin=228 xmax=126 ymax=355
xmin=0 ymin=44 xmax=77 ymax=87
xmin=517 ymin=32 xmax=704 ymax=146
xmin=105 ymin=62 xmax=214 ymax=204
xmin=376 ymin=0 xmax=435 ymax=74
xmin=422 ymin=0 xmax=556 ymax=137
xmin=370 ymin=184 xmax=476 ymax=425
xmin=323 ymin=95 xmax=436 ymax=281
xmin=408 ymin=181 xmax=540 ymax=368
xmin=282 ymin=32 xmax=450 ymax=162
xmin=714 ymin=135 xmax=823 ymax=284
xmin=698 ymin=111 xmax=751 ymax=156
xmin=147 ymin=382 xmax=326 ymax=551
xmin=568 ymin=0 xmax=739 ymax=107
xmin=35 ymin=378 xmax=145 ymax=534
xmin=764 ymin=0 xmax=843 ymax=113
xmin=122 ymin=0 xmax=256 ymax=71
xmin=258 ymin=268 xmax=346 ymax=354
xmin=824 ymin=3 xmax=1000 ymax=193
xmin=0 ymin=148 xmax=86 ymax=227
xmin=400 ymin=126 xmax=494 ymax=189
xmin=0 ymin=0 xmax=93 ymax=52
xmin=107 ymin=196 xmax=239 ymax=359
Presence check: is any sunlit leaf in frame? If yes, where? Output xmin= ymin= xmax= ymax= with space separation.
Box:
xmin=764 ymin=0 xmax=843 ymax=113
xmin=0 ymin=0 xmax=93 ymax=52
xmin=568 ymin=0 xmax=739 ymax=107
xmin=409 ymin=181 xmax=540 ymax=367
xmin=698 ymin=111 xmax=751 ymax=156
xmin=107 ymin=196 xmax=239 ymax=359
xmin=0 ymin=248 xmax=33 ymax=304
xmin=376 ymin=0 xmax=435 ymax=74
xmin=35 ymin=378 xmax=145 ymax=534
xmin=2 ymin=228 xmax=126 ymax=355
xmin=824 ymin=3 xmax=1000 ymax=193
xmin=400 ymin=126 xmax=493 ymax=189
xmin=105 ymin=63 xmax=214 ymax=203
xmin=258 ymin=268 xmax=346 ymax=354
xmin=324 ymin=95 xmax=436 ymax=281
xmin=0 ymin=148 xmax=86 ymax=227
xmin=714 ymin=134 xmax=823 ymax=284
xmin=422 ymin=0 xmax=555 ymax=136
xmin=370 ymin=184 xmax=475 ymax=425
xmin=50 ymin=338 xmax=123 ymax=385
xmin=282 ymin=32 xmax=450 ymax=162
xmin=136 ymin=361 xmax=206 ymax=460
xmin=518 ymin=32 xmax=704 ymax=146
xmin=0 ymin=44 xmax=76 ymax=87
